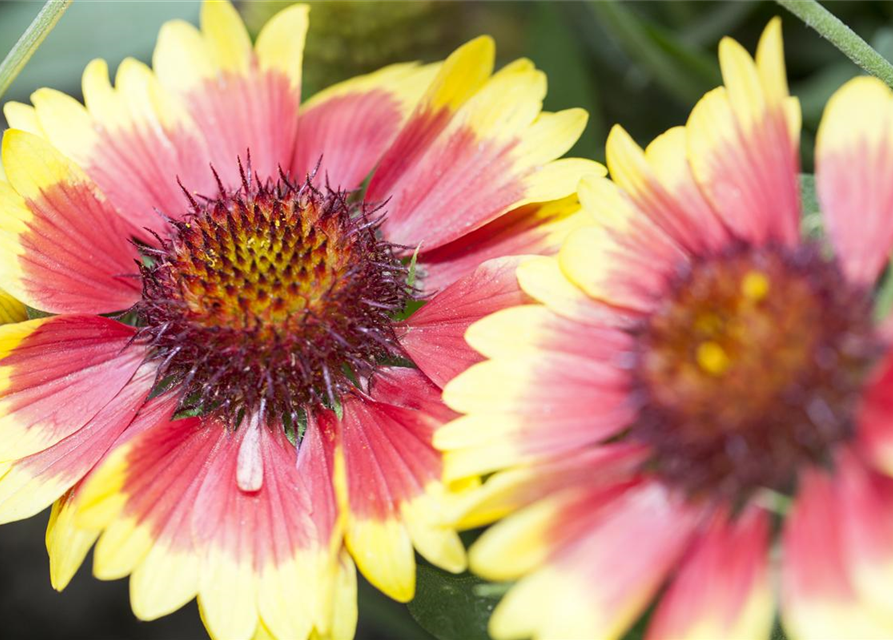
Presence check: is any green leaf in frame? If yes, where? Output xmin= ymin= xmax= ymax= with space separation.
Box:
xmin=586 ymin=0 xmax=719 ymax=105
xmin=641 ymin=22 xmax=721 ymax=89
xmin=0 ymin=0 xmax=71 ymax=102
xmin=525 ymin=1 xmax=604 ymax=159
xmin=331 ymin=393 xmax=343 ymax=420
xmin=24 ymin=305 xmax=52 ymax=320
xmin=679 ymin=1 xmax=759 ymax=48
xmin=407 ymin=243 xmax=422 ymax=289
xmin=874 ymin=259 xmax=893 ymax=322
xmin=771 ymin=619 xmax=789 ymax=640
xmin=408 ymin=562 xmax=504 ymax=640
xmin=356 ymin=575 xmax=433 ymax=639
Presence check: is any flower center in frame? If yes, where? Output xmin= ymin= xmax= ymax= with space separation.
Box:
xmin=631 ymin=243 xmax=879 ymax=501
xmin=135 ymin=171 xmax=411 ymax=422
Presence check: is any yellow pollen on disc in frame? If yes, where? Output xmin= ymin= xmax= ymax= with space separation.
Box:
xmin=695 ymin=341 xmax=731 ymax=376
xmin=636 ymin=245 xmax=880 ymax=499
xmin=741 ymin=270 xmax=770 ymax=302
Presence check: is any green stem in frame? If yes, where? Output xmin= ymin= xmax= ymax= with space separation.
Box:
xmin=776 ymin=0 xmax=893 ymax=87
xmin=0 ymin=0 xmax=72 ymax=102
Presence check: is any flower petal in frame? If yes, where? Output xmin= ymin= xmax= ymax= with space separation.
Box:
xmin=78 ymin=412 xmax=342 ymax=640
xmin=2 ymin=101 xmax=42 ymax=135
xmin=293 ymin=61 xmax=440 ymax=191
xmin=685 ymin=20 xmax=800 ymax=247
xmin=442 ymin=351 xmax=629 ymax=421
xmin=606 ymin=125 xmax=731 ymax=254
xmin=369 ymin=39 xmax=598 ymax=250
xmin=780 ymin=466 xmax=893 ymax=639
xmin=0 ymin=315 xmax=145 ymax=461
xmin=46 ymin=392 xmax=181 ymax=592
xmin=0 ymin=363 xmax=154 ymax=525
xmin=465 ymin=303 xmax=632 ymax=362
xmin=254 ymin=3 xmax=308 ymax=90
xmin=487 ymin=481 xmax=700 ymax=640
xmin=647 ymin=506 xmax=773 ymax=640
xmin=816 ymin=76 xmax=893 ymax=285
xmin=0 ymin=288 xmax=26 ymax=324
xmin=397 ymin=256 xmax=528 ymax=388
xmin=192 ymin=424 xmax=326 ymax=640
xmin=367 ymin=36 xmax=494 ymax=200
xmin=332 ymin=368 xmax=464 ymax=602
xmin=47 ymin=488 xmax=101 ymax=591
xmin=417 ymin=195 xmax=592 ymax=292
xmin=857 ymin=351 xmax=893 ymax=477
xmin=79 ymin=416 xmax=226 ymax=624
xmin=469 ymin=487 xmax=597 ymax=584
xmin=834 ymin=451 xmax=893 ymax=627
xmin=31 ymin=59 xmax=209 ymax=234
xmin=153 ymin=0 xmax=303 ymax=185
xmin=440 ymin=306 xmax=632 ymax=480
xmin=200 ymin=0 xmax=252 ymax=75
xmin=452 ymin=443 xmax=646 ymax=530
xmin=442 ymin=351 xmax=633 ymax=480
xmin=297 ymin=411 xmax=355 ymax=639
xmin=516 ymin=256 xmax=636 ymax=328
xmin=0 ymin=130 xmax=142 ymax=314
xmin=561 ymin=174 xmax=686 ymax=313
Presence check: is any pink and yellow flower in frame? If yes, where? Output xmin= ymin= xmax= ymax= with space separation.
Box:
xmin=0 ymin=1 xmax=598 ymax=637
xmin=443 ymin=18 xmax=893 ymax=640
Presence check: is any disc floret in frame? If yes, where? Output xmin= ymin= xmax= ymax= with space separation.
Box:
xmin=632 ymin=243 xmax=880 ymax=501
xmin=136 ymin=169 xmax=412 ymax=422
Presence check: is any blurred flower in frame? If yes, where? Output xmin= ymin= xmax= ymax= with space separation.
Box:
xmin=0 ymin=0 xmax=595 ymax=638
xmin=442 ymin=17 xmax=893 ymax=640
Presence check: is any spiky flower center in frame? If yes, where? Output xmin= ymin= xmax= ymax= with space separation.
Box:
xmin=136 ymin=173 xmax=411 ymax=422
xmin=632 ymin=244 xmax=879 ymax=501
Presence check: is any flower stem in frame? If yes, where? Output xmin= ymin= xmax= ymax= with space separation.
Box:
xmin=776 ymin=0 xmax=893 ymax=87
xmin=0 ymin=0 xmax=72 ymax=102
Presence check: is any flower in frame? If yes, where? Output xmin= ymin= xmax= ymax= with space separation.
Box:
xmin=442 ymin=18 xmax=893 ymax=640
xmin=0 ymin=1 xmax=598 ymax=638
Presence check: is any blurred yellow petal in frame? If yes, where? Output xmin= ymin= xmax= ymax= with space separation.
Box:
xmin=200 ymin=0 xmax=252 ymax=74
xmin=255 ymin=4 xmax=309 ymax=89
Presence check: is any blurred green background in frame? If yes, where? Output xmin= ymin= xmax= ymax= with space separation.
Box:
xmin=0 ymin=1 xmax=891 ymax=638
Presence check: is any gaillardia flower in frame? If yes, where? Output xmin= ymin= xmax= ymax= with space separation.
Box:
xmin=0 ymin=1 xmax=597 ymax=637
xmin=443 ymin=19 xmax=893 ymax=640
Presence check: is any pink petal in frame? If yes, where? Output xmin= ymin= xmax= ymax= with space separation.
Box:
xmin=780 ymin=465 xmax=893 ymax=638
xmin=488 ymin=480 xmax=701 ymax=640
xmin=1 ymin=131 xmax=142 ymax=314
xmin=816 ymin=77 xmax=893 ymax=285
xmin=417 ymin=196 xmax=589 ymax=292
xmin=648 ymin=506 xmax=773 ymax=640
xmin=398 ymin=255 xmax=528 ymax=388
xmin=292 ymin=63 xmax=436 ymax=191
xmin=0 ymin=315 xmax=146 ymax=461
xmin=856 ymin=349 xmax=893 ymax=477
xmin=0 ymin=363 xmax=154 ymax=524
